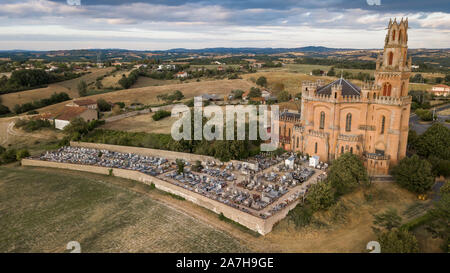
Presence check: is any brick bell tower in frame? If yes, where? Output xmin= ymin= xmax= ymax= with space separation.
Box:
xmin=375 ymin=18 xmax=412 ymax=98
xmin=371 ymin=18 xmax=412 ymax=168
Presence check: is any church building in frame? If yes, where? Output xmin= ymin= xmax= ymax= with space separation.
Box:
xmin=279 ymin=18 xmax=412 ymax=175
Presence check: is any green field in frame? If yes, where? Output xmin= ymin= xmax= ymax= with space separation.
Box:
xmin=0 ymin=165 xmax=247 ymax=253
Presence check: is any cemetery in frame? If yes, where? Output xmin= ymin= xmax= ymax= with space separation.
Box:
xmin=24 ymin=142 xmax=328 ymax=234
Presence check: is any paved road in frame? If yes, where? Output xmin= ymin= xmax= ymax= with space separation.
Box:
xmin=409 ymin=103 xmax=450 ymax=134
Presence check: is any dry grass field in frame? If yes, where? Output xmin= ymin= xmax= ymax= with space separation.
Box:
xmin=131 ymin=77 xmax=178 ymax=88
xmin=0 ymin=116 xmax=63 ymax=148
xmin=242 ymin=72 xmax=337 ymax=96
xmin=35 ymin=79 xmax=256 ymax=114
xmin=0 ymin=67 xmax=115 ymax=109
xmin=100 ymin=69 xmax=132 ymax=89
xmin=0 ymin=165 xmax=248 ymax=253
xmin=0 ymin=162 xmax=440 ymax=253
xmin=101 ymin=113 xmax=177 ymax=134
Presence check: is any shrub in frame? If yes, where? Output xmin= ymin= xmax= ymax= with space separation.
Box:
xmin=16 ymin=149 xmax=30 ymax=160
xmin=415 ymin=108 xmax=433 ymax=121
xmin=288 ymin=205 xmax=313 ymax=228
xmin=15 ymin=119 xmax=52 ymax=132
xmin=152 ymin=110 xmax=171 ymax=121
xmin=377 ymin=228 xmax=419 ymax=253
xmin=0 ymin=104 xmax=10 ymax=115
xmin=305 ymin=180 xmax=335 ymax=211
xmin=1 ymin=149 xmax=17 ymax=164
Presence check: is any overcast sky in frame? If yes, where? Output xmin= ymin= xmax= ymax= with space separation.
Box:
xmin=0 ymin=0 xmax=449 ymax=50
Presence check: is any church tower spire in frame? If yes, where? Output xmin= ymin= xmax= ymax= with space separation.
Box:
xmin=375 ymin=18 xmax=411 ymax=97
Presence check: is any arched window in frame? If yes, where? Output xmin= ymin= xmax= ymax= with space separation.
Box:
xmin=319 ymin=111 xmax=325 ymax=129
xmin=399 ymin=30 xmax=403 ymax=42
xmin=388 ymin=52 xmax=394 ymax=66
xmin=296 ymin=137 xmax=299 ymax=148
xmin=383 ymin=83 xmax=392 ymax=96
xmin=341 ymin=146 xmax=344 ymax=154
xmin=350 ymin=147 xmax=353 ymax=154
xmin=392 ymin=30 xmax=396 ymax=41
xmin=345 ymin=113 xmax=352 ymax=132
xmin=288 ymin=128 xmax=291 ymax=138
xmin=381 ymin=116 xmax=386 ymax=134
xmin=401 ymin=82 xmax=405 ymax=96
xmin=315 ymin=142 xmax=318 ymax=154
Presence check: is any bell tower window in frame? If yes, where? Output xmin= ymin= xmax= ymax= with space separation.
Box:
xmin=388 ymin=52 xmax=394 ymax=66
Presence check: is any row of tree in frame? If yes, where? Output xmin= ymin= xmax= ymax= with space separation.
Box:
xmin=13 ymin=92 xmax=71 ymax=114
xmin=0 ymin=69 xmax=80 ymax=94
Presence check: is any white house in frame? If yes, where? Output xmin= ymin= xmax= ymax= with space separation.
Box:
xmin=429 ymin=84 xmax=450 ymax=97
xmin=176 ymin=71 xmax=188 ymax=78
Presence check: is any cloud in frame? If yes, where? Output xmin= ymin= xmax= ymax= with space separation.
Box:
xmin=0 ymin=0 xmax=448 ymax=50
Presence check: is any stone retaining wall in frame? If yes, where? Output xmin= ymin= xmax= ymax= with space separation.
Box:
xmin=70 ymin=141 xmax=217 ymax=163
xmin=21 ymin=158 xmax=289 ymax=235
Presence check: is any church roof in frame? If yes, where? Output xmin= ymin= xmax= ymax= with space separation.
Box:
xmin=316 ymin=78 xmax=361 ymax=97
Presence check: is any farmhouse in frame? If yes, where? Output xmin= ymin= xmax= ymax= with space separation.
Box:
xmin=176 ymin=71 xmax=188 ymax=78
xmin=66 ymin=99 xmax=98 ymax=110
xmin=428 ymin=84 xmax=450 ymax=97
xmin=54 ymin=106 xmax=98 ymax=130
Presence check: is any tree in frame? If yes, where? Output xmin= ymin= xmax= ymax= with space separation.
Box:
xmin=192 ymin=160 xmax=203 ymax=172
xmin=426 ymin=185 xmax=450 ymax=251
xmin=97 ymin=99 xmax=112 ymax=112
xmin=95 ymin=80 xmax=103 ymax=90
xmin=172 ymin=90 xmax=184 ymax=101
xmin=327 ymin=67 xmax=336 ymax=77
xmin=176 ymin=159 xmax=185 ymax=174
xmin=277 ymin=90 xmax=291 ymax=102
xmin=372 ymin=208 xmax=402 ymax=233
xmin=0 ymin=104 xmax=10 ymax=115
xmin=415 ymin=108 xmax=433 ymax=121
xmin=377 ymin=228 xmax=419 ymax=253
xmin=415 ymin=123 xmax=450 ymax=160
xmin=306 ymin=180 xmax=335 ymax=211
xmin=327 ymin=153 xmax=369 ymax=196
xmin=77 ymin=80 xmax=88 ymax=97
xmin=248 ymin=87 xmax=261 ymax=98
xmin=231 ymin=89 xmax=244 ymax=99
xmin=256 ymin=76 xmax=267 ymax=87
xmin=63 ymin=117 xmax=89 ymax=139
xmin=391 ymin=155 xmax=434 ymax=194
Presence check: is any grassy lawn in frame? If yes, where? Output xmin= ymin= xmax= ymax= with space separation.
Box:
xmin=0 ymin=165 xmax=247 ymax=253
